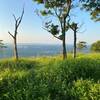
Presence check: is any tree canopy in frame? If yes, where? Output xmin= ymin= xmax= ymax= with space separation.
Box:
xmin=33 ymin=0 xmax=74 ymax=59
xmin=77 ymin=41 xmax=87 ymax=50
xmin=81 ymin=0 xmax=100 ymax=21
xmin=91 ymin=40 xmax=100 ymax=52
xmin=0 ymin=40 xmax=6 ymax=49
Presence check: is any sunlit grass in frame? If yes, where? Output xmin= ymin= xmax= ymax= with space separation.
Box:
xmin=0 ymin=53 xmax=100 ymax=100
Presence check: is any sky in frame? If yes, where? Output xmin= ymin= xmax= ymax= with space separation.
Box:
xmin=0 ymin=0 xmax=100 ymax=44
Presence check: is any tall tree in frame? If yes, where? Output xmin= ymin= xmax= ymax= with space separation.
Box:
xmin=8 ymin=8 xmax=24 ymax=60
xmin=80 ymin=0 xmax=100 ymax=21
xmin=69 ymin=21 xmax=84 ymax=58
xmin=70 ymin=22 xmax=78 ymax=58
xmin=33 ymin=0 xmax=73 ymax=59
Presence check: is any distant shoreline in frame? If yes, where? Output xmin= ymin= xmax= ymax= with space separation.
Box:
xmin=0 ymin=44 xmax=91 ymax=59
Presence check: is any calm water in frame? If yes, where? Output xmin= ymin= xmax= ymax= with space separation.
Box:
xmin=0 ymin=44 xmax=90 ymax=59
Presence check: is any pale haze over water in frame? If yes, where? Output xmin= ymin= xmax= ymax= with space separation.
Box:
xmin=0 ymin=44 xmax=90 ymax=59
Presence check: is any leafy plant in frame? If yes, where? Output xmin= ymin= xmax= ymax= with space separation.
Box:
xmin=91 ymin=40 xmax=100 ymax=52
xmin=0 ymin=54 xmax=100 ymax=99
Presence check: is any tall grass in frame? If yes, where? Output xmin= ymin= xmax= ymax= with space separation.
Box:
xmin=0 ymin=53 xmax=100 ymax=100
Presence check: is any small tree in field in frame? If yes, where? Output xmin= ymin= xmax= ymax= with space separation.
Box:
xmin=8 ymin=8 xmax=24 ymax=60
xmin=0 ymin=40 xmax=6 ymax=49
xmin=91 ymin=40 xmax=100 ymax=52
xmin=69 ymin=22 xmax=78 ymax=58
xmin=69 ymin=22 xmax=84 ymax=58
xmin=77 ymin=41 xmax=87 ymax=51
xmin=33 ymin=0 xmax=73 ymax=59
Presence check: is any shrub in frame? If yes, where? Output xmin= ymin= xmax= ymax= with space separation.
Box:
xmin=0 ymin=54 xmax=100 ymax=100
xmin=71 ymin=79 xmax=100 ymax=100
xmin=91 ymin=40 xmax=100 ymax=52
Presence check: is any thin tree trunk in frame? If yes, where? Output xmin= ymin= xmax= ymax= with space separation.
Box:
xmin=8 ymin=8 xmax=24 ymax=61
xmin=62 ymin=18 xmax=67 ymax=59
xmin=73 ymin=30 xmax=77 ymax=58
xmin=62 ymin=33 xmax=67 ymax=59
xmin=14 ymin=37 xmax=18 ymax=60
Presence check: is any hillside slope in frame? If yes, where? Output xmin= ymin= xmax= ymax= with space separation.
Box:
xmin=0 ymin=53 xmax=100 ymax=100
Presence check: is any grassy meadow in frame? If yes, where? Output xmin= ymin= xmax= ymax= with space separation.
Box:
xmin=0 ymin=53 xmax=100 ymax=100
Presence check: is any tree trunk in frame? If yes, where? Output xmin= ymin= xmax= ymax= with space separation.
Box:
xmin=62 ymin=17 xmax=67 ymax=60
xmin=73 ymin=30 xmax=77 ymax=58
xmin=62 ymin=34 xmax=67 ymax=59
xmin=14 ymin=37 xmax=18 ymax=60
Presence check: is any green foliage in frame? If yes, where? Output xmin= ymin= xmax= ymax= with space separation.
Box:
xmin=91 ymin=40 xmax=100 ymax=52
xmin=81 ymin=0 xmax=100 ymax=21
xmin=34 ymin=0 xmax=67 ymax=8
xmin=40 ymin=10 xmax=53 ymax=16
xmin=33 ymin=0 xmax=74 ymax=59
xmin=77 ymin=41 xmax=87 ymax=50
xmin=35 ymin=0 xmax=44 ymax=3
xmin=70 ymin=22 xmax=78 ymax=31
xmin=0 ymin=40 xmax=6 ymax=49
xmin=71 ymin=79 xmax=100 ymax=100
xmin=0 ymin=54 xmax=100 ymax=100
xmin=45 ymin=22 xmax=60 ymax=35
xmin=33 ymin=0 xmax=72 ymax=39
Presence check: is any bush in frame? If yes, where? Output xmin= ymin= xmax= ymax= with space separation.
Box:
xmin=0 ymin=55 xmax=100 ymax=100
xmin=71 ymin=79 xmax=100 ymax=100
xmin=91 ymin=40 xmax=100 ymax=52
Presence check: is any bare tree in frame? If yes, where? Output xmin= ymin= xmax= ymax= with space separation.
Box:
xmin=8 ymin=8 xmax=24 ymax=60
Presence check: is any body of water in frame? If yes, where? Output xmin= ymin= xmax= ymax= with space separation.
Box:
xmin=0 ymin=44 xmax=90 ymax=58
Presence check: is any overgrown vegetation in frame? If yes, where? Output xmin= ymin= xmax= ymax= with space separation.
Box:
xmin=0 ymin=53 xmax=100 ymax=100
xmin=91 ymin=40 xmax=100 ymax=52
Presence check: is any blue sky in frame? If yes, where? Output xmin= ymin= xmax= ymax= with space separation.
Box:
xmin=0 ymin=0 xmax=100 ymax=44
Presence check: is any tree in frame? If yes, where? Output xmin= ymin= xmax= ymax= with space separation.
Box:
xmin=0 ymin=40 xmax=6 ymax=49
xmin=77 ymin=41 xmax=87 ymax=51
xmin=8 ymin=8 xmax=24 ymax=60
xmin=69 ymin=22 xmax=78 ymax=58
xmin=91 ymin=40 xmax=100 ymax=52
xmin=33 ymin=0 xmax=74 ymax=59
xmin=81 ymin=0 xmax=100 ymax=21
xmin=69 ymin=21 xmax=85 ymax=58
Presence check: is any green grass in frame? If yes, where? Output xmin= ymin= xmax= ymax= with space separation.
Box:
xmin=0 ymin=53 xmax=100 ymax=100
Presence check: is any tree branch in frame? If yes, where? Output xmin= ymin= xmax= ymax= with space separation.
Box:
xmin=17 ymin=8 xmax=24 ymax=27
xmin=8 ymin=31 xmax=15 ymax=39
xmin=65 ymin=0 xmax=72 ymax=19
xmin=43 ymin=27 xmax=62 ymax=40
xmin=13 ymin=14 xmax=17 ymax=21
xmin=53 ymin=35 xmax=63 ymax=40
